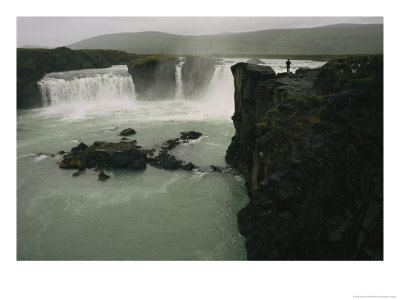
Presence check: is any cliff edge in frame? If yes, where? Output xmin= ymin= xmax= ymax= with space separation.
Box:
xmin=226 ymin=56 xmax=383 ymax=260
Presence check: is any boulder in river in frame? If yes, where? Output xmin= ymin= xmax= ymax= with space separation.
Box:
xmin=180 ymin=131 xmax=202 ymax=140
xmin=59 ymin=140 xmax=146 ymax=171
xmin=120 ymin=128 xmax=136 ymax=136
xmin=98 ymin=171 xmax=110 ymax=181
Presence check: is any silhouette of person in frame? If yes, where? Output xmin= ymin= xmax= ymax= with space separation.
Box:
xmin=286 ymin=59 xmax=291 ymax=72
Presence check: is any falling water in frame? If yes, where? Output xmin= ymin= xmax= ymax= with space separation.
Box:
xmin=37 ymin=65 xmax=136 ymax=106
xmin=202 ymin=64 xmax=235 ymax=116
xmin=175 ymin=60 xmax=184 ymax=100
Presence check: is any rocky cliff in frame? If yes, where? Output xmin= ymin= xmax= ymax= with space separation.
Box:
xmin=181 ymin=56 xmax=217 ymax=99
xmin=226 ymin=56 xmax=383 ymax=260
xmin=128 ymin=55 xmax=179 ymax=100
xmin=17 ymin=47 xmax=139 ymax=108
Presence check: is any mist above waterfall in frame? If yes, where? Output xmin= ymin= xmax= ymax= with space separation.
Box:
xmin=35 ymin=58 xmax=325 ymax=121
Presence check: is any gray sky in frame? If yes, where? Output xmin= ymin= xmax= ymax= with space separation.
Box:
xmin=17 ymin=17 xmax=383 ymax=48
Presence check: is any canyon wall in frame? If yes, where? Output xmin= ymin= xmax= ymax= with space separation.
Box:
xmin=226 ymin=56 xmax=383 ymax=260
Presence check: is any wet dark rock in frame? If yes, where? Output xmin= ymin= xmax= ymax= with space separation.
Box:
xmin=72 ymin=170 xmax=85 ymax=177
xmin=58 ymin=131 xmax=202 ymax=175
xmin=119 ymin=128 xmax=136 ymax=136
xmin=51 ymin=154 xmax=55 ymax=157
xmin=98 ymin=171 xmax=110 ymax=181
xmin=57 ymin=150 xmax=66 ymax=155
xmin=59 ymin=140 xmax=146 ymax=171
xmin=93 ymin=141 xmax=106 ymax=147
xmin=180 ymin=131 xmax=202 ymax=140
xmin=276 ymin=72 xmax=296 ymax=79
xmin=71 ymin=142 xmax=88 ymax=153
xmin=120 ymin=137 xmax=129 ymax=141
xmin=211 ymin=165 xmax=222 ymax=172
xmin=164 ymin=139 xmax=180 ymax=150
xmin=106 ymin=149 xmax=147 ymax=169
xmin=146 ymin=131 xmax=202 ymax=171
xmin=227 ymin=56 xmax=383 ymax=260
xmin=294 ymin=67 xmax=320 ymax=78
xmin=149 ymin=150 xmax=196 ymax=171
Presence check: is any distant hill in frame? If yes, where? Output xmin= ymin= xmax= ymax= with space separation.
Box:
xmin=68 ymin=24 xmax=383 ymax=55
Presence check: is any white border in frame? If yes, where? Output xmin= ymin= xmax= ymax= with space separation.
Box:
xmin=2 ymin=1 xmax=399 ymax=299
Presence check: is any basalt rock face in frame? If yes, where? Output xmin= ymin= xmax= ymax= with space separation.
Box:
xmin=181 ymin=56 xmax=217 ymax=99
xmin=128 ymin=55 xmax=179 ymax=100
xmin=226 ymin=56 xmax=383 ymax=260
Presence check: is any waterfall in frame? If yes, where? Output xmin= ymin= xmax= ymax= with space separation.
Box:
xmin=203 ymin=64 xmax=235 ymax=116
xmin=37 ymin=66 xmax=136 ymax=106
xmin=205 ymin=65 xmax=234 ymax=102
xmin=175 ymin=60 xmax=184 ymax=100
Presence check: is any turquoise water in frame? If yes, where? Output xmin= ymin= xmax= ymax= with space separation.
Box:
xmin=17 ymin=60 xmax=325 ymax=260
xmin=17 ymin=106 xmax=249 ymax=260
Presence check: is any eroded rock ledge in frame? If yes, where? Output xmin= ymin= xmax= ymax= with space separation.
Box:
xmin=226 ymin=56 xmax=383 ymax=260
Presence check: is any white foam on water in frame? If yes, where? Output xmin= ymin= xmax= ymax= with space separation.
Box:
xmin=34 ymin=154 xmax=48 ymax=162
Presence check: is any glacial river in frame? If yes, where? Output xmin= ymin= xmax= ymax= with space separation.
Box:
xmin=17 ymin=59 xmax=325 ymax=260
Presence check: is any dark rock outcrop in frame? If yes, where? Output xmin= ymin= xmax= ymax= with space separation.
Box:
xmin=72 ymin=170 xmax=85 ymax=177
xmin=181 ymin=56 xmax=217 ymax=98
xmin=98 ymin=171 xmax=110 ymax=181
xmin=226 ymin=56 xmax=383 ymax=260
xmin=148 ymin=131 xmax=202 ymax=171
xmin=128 ymin=55 xmax=179 ymax=100
xmin=119 ymin=128 xmax=136 ymax=136
xmin=59 ymin=140 xmax=147 ymax=171
xmin=58 ymin=131 xmax=202 ymax=177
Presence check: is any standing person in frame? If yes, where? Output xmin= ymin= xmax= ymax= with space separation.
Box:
xmin=286 ymin=59 xmax=291 ymax=72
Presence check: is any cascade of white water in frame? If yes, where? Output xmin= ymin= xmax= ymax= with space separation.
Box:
xmin=202 ymin=64 xmax=235 ymax=116
xmin=175 ymin=60 xmax=184 ymax=100
xmin=205 ymin=65 xmax=234 ymax=100
xmin=37 ymin=66 xmax=136 ymax=106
